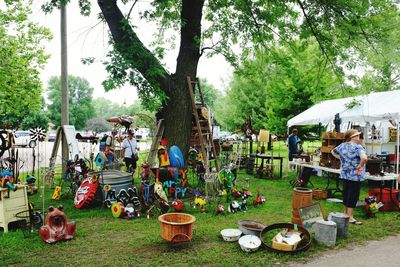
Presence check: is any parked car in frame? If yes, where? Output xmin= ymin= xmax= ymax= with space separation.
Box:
xmin=13 ymin=131 xmax=36 ymax=148
xmin=226 ymin=134 xmax=240 ymax=141
xmin=47 ymin=131 xmax=56 ymax=142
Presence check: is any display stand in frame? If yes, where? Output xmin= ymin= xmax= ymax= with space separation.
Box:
xmin=320 ymin=132 xmax=344 ymax=169
xmin=0 ymin=185 xmax=29 ymax=233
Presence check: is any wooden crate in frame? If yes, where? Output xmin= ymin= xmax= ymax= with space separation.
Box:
xmin=320 ymin=146 xmax=334 ymax=153
xmin=0 ymin=185 xmax=29 ymax=233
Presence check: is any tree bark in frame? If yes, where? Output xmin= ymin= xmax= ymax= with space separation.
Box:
xmin=160 ymin=0 xmax=205 ymax=154
xmin=98 ymin=0 xmax=205 ymax=156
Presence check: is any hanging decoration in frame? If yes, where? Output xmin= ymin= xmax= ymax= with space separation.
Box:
xmin=29 ymin=127 xmax=46 ymax=143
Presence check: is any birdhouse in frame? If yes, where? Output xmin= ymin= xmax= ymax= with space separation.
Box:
xmin=95 ymin=152 xmax=107 ymax=167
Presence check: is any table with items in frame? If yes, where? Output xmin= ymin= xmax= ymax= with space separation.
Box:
xmin=293 ymin=161 xmax=398 ymax=205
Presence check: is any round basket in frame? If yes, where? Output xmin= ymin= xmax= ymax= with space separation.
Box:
xmin=260 ymin=223 xmax=311 ymax=254
xmin=158 ymin=213 xmax=196 ymax=243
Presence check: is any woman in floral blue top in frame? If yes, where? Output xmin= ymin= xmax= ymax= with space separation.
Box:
xmin=331 ymin=129 xmax=367 ymax=225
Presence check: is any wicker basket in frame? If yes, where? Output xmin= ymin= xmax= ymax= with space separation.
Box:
xmin=312 ymin=189 xmax=328 ymax=200
xmin=158 ymin=213 xmax=196 ymax=243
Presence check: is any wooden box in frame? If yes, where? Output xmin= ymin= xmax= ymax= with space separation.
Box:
xmin=0 ymin=185 xmax=29 ymax=233
xmin=271 ymin=233 xmax=301 ymax=251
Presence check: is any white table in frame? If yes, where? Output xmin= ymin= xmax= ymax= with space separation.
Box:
xmin=293 ymin=161 xmax=398 ymax=196
xmin=293 ymin=162 xmax=397 ymax=181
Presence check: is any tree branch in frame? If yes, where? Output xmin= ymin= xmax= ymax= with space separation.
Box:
xmin=297 ymin=0 xmax=347 ymax=95
xmin=297 ymin=0 xmax=334 ymax=67
xmin=175 ymin=0 xmax=205 ymax=76
xmin=127 ymin=0 xmax=138 ymax=21
xmin=200 ymin=39 xmax=222 ymax=56
xmin=98 ymin=0 xmax=169 ymax=91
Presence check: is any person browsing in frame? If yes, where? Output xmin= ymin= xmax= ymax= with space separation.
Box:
xmin=288 ymin=129 xmax=300 ymax=161
xmin=121 ymin=130 xmax=138 ymax=174
xmin=331 ymin=129 xmax=367 ymax=225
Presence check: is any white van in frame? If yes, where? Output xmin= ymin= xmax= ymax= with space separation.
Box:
xmin=13 ymin=131 xmax=36 ymax=148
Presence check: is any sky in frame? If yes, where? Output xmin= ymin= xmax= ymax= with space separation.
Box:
xmin=30 ymin=1 xmax=232 ymax=106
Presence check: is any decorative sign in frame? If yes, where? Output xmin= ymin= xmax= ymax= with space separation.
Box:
xmin=298 ymin=203 xmax=324 ymax=233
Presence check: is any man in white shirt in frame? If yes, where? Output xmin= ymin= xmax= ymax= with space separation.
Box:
xmin=121 ymin=130 xmax=138 ymax=173
xmin=104 ymin=129 xmax=118 ymax=166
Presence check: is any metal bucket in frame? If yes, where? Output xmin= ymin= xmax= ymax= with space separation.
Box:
xmin=98 ymin=170 xmax=133 ymax=202
xmin=329 ymin=212 xmax=349 ymax=238
xmin=238 ymin=220 xmax=265 ymax=236
xmin=315 ymin=220 xmax=337 ymax=246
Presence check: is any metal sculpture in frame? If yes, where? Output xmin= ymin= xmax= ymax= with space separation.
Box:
xmin=39 ymin=205 xmax=76 ymax=244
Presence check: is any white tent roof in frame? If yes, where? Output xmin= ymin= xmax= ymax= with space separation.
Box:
xmin=287 ymin=90 xmax=400 ymax=127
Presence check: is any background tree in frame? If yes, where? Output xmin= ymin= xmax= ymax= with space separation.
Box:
xmin=196 ymin=79 xmax=222 ymax=110
xmin=217 ymin=40 xmax=342 ymax=134
xmin=47 ymin=75 xmax=95 ymax=130
xmin=92 ymin=97 xmax=156 ymax=128
xmin=0 ymin=0 xmax=51 ymax=129
xmin=349 ymin=8 xmax=400 ymax=93
xmin=85 ymin=117 xmax=112 ymax=133
xmin=92 ymin=97 xmax=123 ymax=120
xmin=20 ymin=112 xmax=50 ymax=131
xmin=42 ymin=0 xmax=395 ymax=154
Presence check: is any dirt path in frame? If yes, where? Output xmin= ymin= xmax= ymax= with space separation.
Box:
xmin=290 ymin=234 xmax=400 ymax=267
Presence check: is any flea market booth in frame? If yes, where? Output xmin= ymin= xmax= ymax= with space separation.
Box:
xmin=287 ymin=90 xmax=400 ymax=208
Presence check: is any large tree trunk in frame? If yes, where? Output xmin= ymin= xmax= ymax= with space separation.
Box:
xmin=159 ymin=0 xmax=204 ymax=153
xmin=98 ymin=0 xmax=205 ymax=156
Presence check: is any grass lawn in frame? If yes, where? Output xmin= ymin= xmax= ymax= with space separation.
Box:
xmin=1 ymin=141 xmax=400 ymax=267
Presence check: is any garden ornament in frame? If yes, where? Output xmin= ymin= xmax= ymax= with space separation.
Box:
xmin=172 ymin=199 xmax=184 ymax=212
xmin=365 ymin=195 xmax=381 ymax=217
xmin=154 ymin=182 xmax=168 ymax=203
xmin=187 ymin=147 xmax=198 ymax=168
xmin=239 ymin=198 xmax=248 ymax=211
xmin=39 ymin=205 xmax=76 ymax=244
xmin=253 ymin=192 xmax=266 ymax=206
xmin=26 ymin=175 xmax=37 ymax=195
xmin=106 ymin=115 xmax=134 ymax=132
xmin=216 ymin=204 xmax=225 ymax=214
xmin=228 ymin=201 xmax=240 ymax=213
xmin=74 ymin=175 xmax=99 ymax=209
xmin=111 ymin=202 xmax=140 ymax=219
xmin=29 ymin=127 xmax=46 ymax=142
xmin=0 ymin=170 xmax=16 ymax=191
xmin=0 ymin=130 xmax=12 ymax=158
xmin=157 ymin=145 xmax=170 ymax=167
xmin=232 ymin=187 xmax=242 ymax=199
xmin=194 ymin=188 xmax=207 ymax=212
xmin=51 ymin=186 xmax=61 ymax=200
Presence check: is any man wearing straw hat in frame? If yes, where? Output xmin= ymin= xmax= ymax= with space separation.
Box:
xmin=332 ymin=129 xmax=367 ymax=225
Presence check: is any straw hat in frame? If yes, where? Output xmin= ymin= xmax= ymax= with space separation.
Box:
xmin=344 ymin=129 xmax=361 ymax=141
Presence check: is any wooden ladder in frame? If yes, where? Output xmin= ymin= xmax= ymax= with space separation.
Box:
xmin=187 ymin=76 xmax=219 ymax=173
xmin=147 ymin=119 xmax=164 ymax=167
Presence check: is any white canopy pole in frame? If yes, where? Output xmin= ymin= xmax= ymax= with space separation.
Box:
xmin=396 ymin=119 xmax=399 ymax=190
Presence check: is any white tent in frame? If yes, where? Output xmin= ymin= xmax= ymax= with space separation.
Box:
xmin=287 ymin=90 xmax=400 ymax=189
xmin=340 ymin=91 xmax=400 ymax=123
xmin=287 ymin=97 xmax=353 ymax=127
xmin=287 ymin=90 xmax=400 ymax=127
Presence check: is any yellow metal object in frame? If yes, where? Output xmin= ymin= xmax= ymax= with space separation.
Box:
xmin=103 ymin=184 xmax=112 ymax=191
xmin=52 ymin=186 xmax=61 ymax=200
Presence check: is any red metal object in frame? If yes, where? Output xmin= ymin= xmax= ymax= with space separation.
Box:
xmin=39 ymin=205 xmax=76 ymax=244
xmin=74 ymin=175 xmax=99 ymax=209
xmin=368 ymin=188 xmax=399 ymax=211
xmin=172 ymin=200 xmax=184 ymax=212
